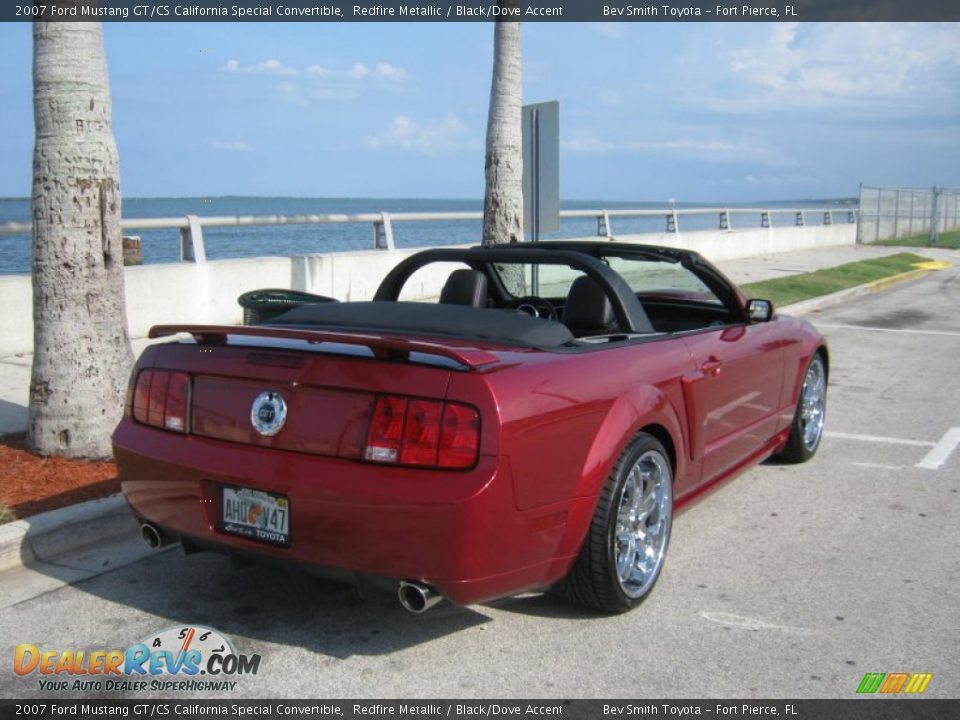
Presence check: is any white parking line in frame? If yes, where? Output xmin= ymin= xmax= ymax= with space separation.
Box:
xmin=916 ymin=427 xmax=960 ymax=470
xmin=699 ymin=611 xmax=811 ymax=634
xmin=817 ymin=323 xmax=960 ymax=338
xmin=825 ymin=431 xmax=935 ymax=447
xmin=851 ymin=462 xmax=909 ymax=471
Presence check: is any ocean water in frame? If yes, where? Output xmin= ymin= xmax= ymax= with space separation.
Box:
xmin=0 ymin=196 xmax=856 ymax=276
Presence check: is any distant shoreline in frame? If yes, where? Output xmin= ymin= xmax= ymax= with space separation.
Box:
xmin=0 ymin=195 xmax=860 ymax=205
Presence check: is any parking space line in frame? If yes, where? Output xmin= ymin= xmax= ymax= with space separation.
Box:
xmin=916 ymin=427 xmax=960 ymax=470
xmin=852 ymin=462 xmax=909 ymax=471
xmin=817 ymin=323 xmax=960 ymax=338
xmin=699 ymin=611 xmax=811 ymax=634
xmin=825 ymin=431 xmax=935 ymax=447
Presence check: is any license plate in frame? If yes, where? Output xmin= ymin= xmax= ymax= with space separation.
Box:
xmin=221 ymin=486 xmax=290 ymax=546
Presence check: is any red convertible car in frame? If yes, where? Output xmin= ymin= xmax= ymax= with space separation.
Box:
xmin=113 ymin=242 xmax=827 ymax=613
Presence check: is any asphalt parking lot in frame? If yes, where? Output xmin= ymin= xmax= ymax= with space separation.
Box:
xmin=1 ymin=265 xmax=958 ymax=700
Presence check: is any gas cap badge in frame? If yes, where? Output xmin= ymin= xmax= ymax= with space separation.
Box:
xmin=250 ymin=391 xmax=287 ymax=436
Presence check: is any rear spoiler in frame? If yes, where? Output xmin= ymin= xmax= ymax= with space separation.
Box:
xmin=148 ymin=324 xmax=501 ymax=370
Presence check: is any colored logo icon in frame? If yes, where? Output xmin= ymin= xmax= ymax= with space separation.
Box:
xmin=856 ymin=672 xmax=933 ymax=694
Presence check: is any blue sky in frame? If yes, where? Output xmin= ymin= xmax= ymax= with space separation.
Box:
xmin=1 ymin=21 xmax=958 ymax=202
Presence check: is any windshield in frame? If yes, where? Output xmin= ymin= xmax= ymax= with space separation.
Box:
xmin=492 ymin=254 xmax=722 ymax=305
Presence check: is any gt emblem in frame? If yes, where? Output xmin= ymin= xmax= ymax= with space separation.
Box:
xmin=250 ymin=391 xmax=287 ymax=436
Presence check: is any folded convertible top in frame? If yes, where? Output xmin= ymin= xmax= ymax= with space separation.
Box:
xmin=267 ymin=300 xmax=575 ymax=348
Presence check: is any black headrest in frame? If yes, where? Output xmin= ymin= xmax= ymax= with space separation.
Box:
xmin=563 ymin=276 xmax=619 ymax=336
xmin=439 ymin=269 xmax=488 ymax=307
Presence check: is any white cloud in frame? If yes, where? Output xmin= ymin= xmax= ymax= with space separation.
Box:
xmin=743 ymin=172 xmax=818 ymax=186
xmin=363 ymin=114 xmax=471 ymax=154
xmin=350 ymin=63 xmax=371 ymax=80
xmin=628 ymin=139 xmax=739 ymax=153
xmin=220 ymin=58 xmax=297 ymax=76
xmin=221 ymin=58 xmax=411 ymax=109
xmin=256 ymin=58 xmax=297 ymax=76
xmin=212 ymin=139 xmax=254 ymax=152
xmin=375 ymin=62 xmax=409 ymax=83
xmin=726 ymin=23 xmax=960 ymax=110
xmin=563 ymin=134 xmax=792 ymax=166
xmin=222 ymin=59 xmax=411 ymax=86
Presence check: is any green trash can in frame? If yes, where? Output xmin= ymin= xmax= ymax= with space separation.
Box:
xmin=237 ymin=289 xmax=337 ymax=325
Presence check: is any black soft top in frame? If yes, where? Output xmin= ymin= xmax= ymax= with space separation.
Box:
xmin=270 ymin=301 xmax=575 ymax=348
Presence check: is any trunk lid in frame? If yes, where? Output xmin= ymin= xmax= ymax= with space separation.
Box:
xmin=140 ymin=325 xmax=494 ymax=460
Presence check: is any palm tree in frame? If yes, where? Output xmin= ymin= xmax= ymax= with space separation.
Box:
xmin=28 ymin=17 xmax=133 ymax=459
xmin=482 ymin=1 xmax=523 ymax=247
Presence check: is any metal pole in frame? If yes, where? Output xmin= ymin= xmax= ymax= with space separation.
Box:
xmin=909 ymin=190 xmax=915 ymax=237
xmin=530 ymin=107 xmax=540 ymax=295
xmin=855 ymin=182 xmax=863 ymax=243
xmin=930 ymin=185 xmax=939 ymax=246
xmin=893 ymin=189 xmax=901 ymax=238
xmin=875 ymin=187 xmax=882 ymax=243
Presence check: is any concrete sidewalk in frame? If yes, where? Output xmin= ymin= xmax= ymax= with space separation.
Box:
xmin=0 ymin=242 xmax=952 ymax=437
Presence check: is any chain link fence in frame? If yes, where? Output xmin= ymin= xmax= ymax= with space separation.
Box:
xmin=858 ymin=185 xmax=960 ymax=244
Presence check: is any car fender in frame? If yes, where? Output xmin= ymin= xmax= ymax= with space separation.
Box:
xmin=777 ymin=319 xmax=829 ymax=430
xmin=550 ymin=383 xmax=686 ymax=563
xmin=576 ymin=383 xmax=686 ymax=499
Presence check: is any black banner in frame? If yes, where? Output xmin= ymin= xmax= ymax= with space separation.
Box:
xmin=2 ymin=700 xmax=960 ymax=720
xmin=2 ymin=0 xmax=959 ymax=23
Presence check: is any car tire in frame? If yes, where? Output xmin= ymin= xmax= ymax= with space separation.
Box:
xmin=556 ymin=433 xmax=673 ymax=613
xmin=776 ymin=352 xmax=827 ymax=463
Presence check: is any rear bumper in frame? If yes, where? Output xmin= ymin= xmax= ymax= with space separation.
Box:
xmin=113 ymin=421 xmax=573 ymax=605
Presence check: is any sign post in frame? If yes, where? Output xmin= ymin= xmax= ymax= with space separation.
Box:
xmin=522 ymin=101 xmax=559 ymax=295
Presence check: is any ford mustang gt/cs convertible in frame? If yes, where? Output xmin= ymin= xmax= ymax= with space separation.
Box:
xmin=114 ymin=242 xmax=827 ymax=614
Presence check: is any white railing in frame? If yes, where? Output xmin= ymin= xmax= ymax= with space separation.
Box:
xmin=0 ymin=206 xmax=858 ymax=263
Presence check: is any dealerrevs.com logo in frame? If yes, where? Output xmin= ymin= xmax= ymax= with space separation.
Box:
xmin=14 ymin=625 xmax=261 ymax=693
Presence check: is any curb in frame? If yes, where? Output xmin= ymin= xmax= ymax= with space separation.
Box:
xmin=779 ymin=267 xmax=930 ymax=316
xmin=0 ymin=263 xmax=943 ymax=576
xmin=0 ymin=493 xmax=138 ymax=573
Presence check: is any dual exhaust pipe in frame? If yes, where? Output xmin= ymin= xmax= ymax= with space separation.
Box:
xmin=141 ymin=524 xmax=443 ymax=613
xmin=139 ymin=523 xmax=169 ymax=549
xmin=397 ymin=580 xmax=443 ymax=614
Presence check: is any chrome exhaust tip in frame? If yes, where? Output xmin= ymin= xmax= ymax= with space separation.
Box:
xmin=140 ymin=523 xmax=164 ymax=549
xmin=398 ymin=580 xmax=443 ymax=614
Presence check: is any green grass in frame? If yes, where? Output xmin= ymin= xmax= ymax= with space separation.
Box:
xmin=740 ymin=252 xmax=933 ymax=308
xmin=876 ymin=229 xmax=960 ymax=249
xmin=0 ymin=503 xmax=16 ymax=524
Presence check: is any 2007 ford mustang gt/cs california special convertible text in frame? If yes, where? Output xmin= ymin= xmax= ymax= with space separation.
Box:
xmin=114 ymin=242 xmax=827 ymax=614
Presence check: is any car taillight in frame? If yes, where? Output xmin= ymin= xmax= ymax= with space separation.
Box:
xmin=364 ymin=395 xmax=480 ymax=470
xmin=438 ymin=403 xmax=481 ymax=469
xmin=132 ymin=369 xmax=190 ymax=433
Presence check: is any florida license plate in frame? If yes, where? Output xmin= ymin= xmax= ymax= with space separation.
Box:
xmin=221 ymin=486 xmax=290 ymax=546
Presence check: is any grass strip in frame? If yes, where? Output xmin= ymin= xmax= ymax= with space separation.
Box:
xmin=740 ymin=252 xmax=932 ymax=308
xmin=876 ymin=229 xmax=960 ymax=249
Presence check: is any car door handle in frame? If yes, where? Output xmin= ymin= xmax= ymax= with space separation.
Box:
xmin=701 ymin=357 xmax=722 ymax=377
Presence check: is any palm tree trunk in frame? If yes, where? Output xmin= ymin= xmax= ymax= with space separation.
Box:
xmin=482 ymin=2 xmax=523 ymax=248
xmin=29 ymin=16 xmax=133 ymax=459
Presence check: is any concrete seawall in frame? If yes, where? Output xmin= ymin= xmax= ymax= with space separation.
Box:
xmin=1 ymin=223 xmax=855 ymax=356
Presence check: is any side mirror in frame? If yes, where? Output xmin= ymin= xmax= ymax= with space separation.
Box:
xmin=747 ymin=299 xmax=774 ymax=323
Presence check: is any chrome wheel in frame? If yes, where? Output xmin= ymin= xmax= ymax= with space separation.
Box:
xmin=799 ymin=356 xmax=826 ymax=453
xmin=613 ymin=449 xmax=673 ymax=599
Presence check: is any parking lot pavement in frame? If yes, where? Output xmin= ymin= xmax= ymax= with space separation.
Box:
xmin=1 ymin=265 xmax=958 ymax=700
